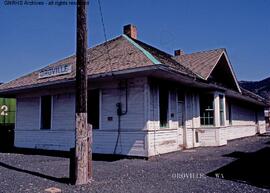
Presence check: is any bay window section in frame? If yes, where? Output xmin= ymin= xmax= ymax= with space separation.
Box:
xmin=200 ymin=94 xmax=214 ymax=126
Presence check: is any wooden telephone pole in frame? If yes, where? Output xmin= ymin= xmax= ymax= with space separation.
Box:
xmin=73 ymin=0 xmax=92 ymax=185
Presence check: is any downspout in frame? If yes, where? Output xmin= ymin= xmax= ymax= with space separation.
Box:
xmin=113 ymin=80 xmax=128 ymax=154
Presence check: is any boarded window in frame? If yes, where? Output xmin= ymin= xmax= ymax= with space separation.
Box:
xmin=88 ymin=89 xmax=100 ymax=129
xmin=159 ymin=86 xmax=169 ymax=127
xmin=200 ymin=94 xmax=214 ymax=126
xmin=41 ymin=96 xmax=52 ymax=130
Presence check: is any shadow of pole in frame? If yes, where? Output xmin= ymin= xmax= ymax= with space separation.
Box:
xmin=0 ymin=161 xmax=71 ymax=184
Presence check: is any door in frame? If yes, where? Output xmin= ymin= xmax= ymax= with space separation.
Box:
xmin=177 ymin=91 xmax=185 ymax=147
xmin=178 ymin=101 xmax=184 ymax=127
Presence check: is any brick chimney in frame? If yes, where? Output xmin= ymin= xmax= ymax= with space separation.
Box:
xmin=123 ymin=24 xmax=137 ymax=39
xmin=174 ymin=49 xmax=184 ymax=56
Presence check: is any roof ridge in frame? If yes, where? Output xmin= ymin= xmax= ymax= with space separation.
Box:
xmin=127 ymin=36 xmax=198 ymax=77
xmin=87 ymin=35 xmax=123 ymax=51
xmin=131 ymin=37 xmax=173 ymax=58
xmin=122 ymin=34 xmax=161 ymax=65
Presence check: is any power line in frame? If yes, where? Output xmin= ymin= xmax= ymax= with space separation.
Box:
xmin=96 ymin=0 xmax=114 ymax=74
xmin=96 ymin=0 xmax=123 ymax=154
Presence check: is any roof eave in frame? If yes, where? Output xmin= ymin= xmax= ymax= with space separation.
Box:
xmin=0 ymin=65 xmax=162 ymax=96
xmin=225 ymin=89 xmax=267 ymax=107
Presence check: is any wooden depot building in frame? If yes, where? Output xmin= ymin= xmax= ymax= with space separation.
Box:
xmin=0 ymin=25 xmax=267 ymax=157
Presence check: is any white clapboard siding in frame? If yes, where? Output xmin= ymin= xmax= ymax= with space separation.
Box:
xmin=199 ymin=125 xmax=257 ymax=147
xmin=52 ymin=93 xmax=75 ymax=131
xmin=258 ymin=111 xmax=266 ymax=134
xmin=14 ymin=77 xmax=149 ymax=156
xmin=199 ymin=128 xmax=217 ymax=146
xmin=199 ymin=127 xmax=227 ymax=146
xmin=15 ymin=130 xmax=75 ymax=150
xmin=226 ymin=125 xmax=257 ymax=140
xmin=100 ymin=88 xmax=119 ymax=130
xmin=101 ymin=81 xmax=146 ymax=131
xmin=15 ymin=94 xmax=76 ymax=150
xmin=184 ymin=128 xmax=194 ymax=148
xmin=148 ymin=129 xmax=180 ymax=156
xmin=14 ymin=76 xmax=266 ymax=156
xmin=119 ymin=85 xmax=145 ymax=129
xmin=16 ymin=97 xmax=40 ymax=131
xmin=231 ymin=104 xmax=256 ymax=126
xmin=219 ymin=127 xmax=228 ymax=144
xmin=93 ymin=130 xmax=147 ymax=156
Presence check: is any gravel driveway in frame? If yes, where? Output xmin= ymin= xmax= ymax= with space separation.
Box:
xmin=0 ymin=134 xmax=270 ymax=193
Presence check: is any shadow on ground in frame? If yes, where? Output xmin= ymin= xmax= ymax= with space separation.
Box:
xmin=207 ymin=147 xmax=270 ymax=189
xmin=0 ymin=147 xmax=70 ymax=158
xmin=0 ymin=147 xmax=134 ymax=184
xmin=0 ymin=161 xmax=70 ymax=184
xmin=0 ymin=147 xmax=132 ymax=161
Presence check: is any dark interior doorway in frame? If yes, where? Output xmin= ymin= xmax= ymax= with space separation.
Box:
xmin=0 ymin=124 xmax=15 ymax=150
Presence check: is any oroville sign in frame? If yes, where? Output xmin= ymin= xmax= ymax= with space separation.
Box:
xmin=38 ymin=64 xmax=72 ymax=79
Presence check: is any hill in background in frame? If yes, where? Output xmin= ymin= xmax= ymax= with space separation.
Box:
xmin=239 ymin=77 xmax=270 ymax=101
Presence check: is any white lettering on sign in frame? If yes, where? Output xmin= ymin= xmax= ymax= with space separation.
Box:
xmin=38 ymin=64 xmax=72 ymax=79
xmin=0 ymin=105 xmax=8 ymax=116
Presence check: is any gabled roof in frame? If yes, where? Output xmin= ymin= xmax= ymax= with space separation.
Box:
xmin=0 ymin=32 xmax=266 ymax=106
xmin=0 ymin=35 xmax=196 ymax=92
xmin=173 ymin=48 xmax=241 ymax=93
xmin=172 ymin=48 xmax=224 ymax=79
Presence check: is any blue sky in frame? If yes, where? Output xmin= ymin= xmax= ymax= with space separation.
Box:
xmin=0 ymin=0 xmax=270 ymax=82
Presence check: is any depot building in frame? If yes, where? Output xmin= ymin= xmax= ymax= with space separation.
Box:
xmin=0 ymin=25 xmax=267 ymax=157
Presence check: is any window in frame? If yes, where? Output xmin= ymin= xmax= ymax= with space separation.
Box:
xmin=87 ymin=89 xmax=100 ymax=129
xmin=200 ymin=94 xmax=214 ymax=126
xmin=219 ymin=95 xmax=225 ymax=126
xmin=159 ymin=86 xmax=169 ymax=127
xmin=41 ymin=96 xmax=52 ymax=129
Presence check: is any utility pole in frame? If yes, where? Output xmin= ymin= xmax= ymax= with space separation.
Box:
xmin=73 ymin=0 xmax=92 ymax=185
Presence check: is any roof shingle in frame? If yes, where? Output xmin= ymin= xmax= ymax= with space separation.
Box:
xmin=1 ymin=35 xmax=194 ymax=91
xmin=173 ymin=48 xmax=225 ymax=79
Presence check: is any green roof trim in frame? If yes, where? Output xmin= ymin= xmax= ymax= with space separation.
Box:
xmin=122 ymin=34 xmax=161 ymax=65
